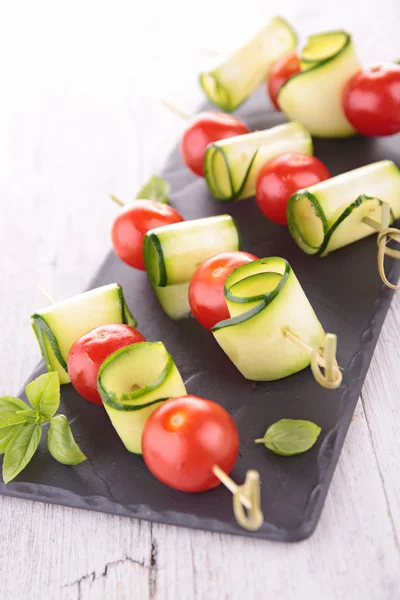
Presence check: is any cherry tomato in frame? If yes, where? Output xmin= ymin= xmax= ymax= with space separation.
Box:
xmin=343 ymin=63 xmax=400 ymax=136
xmin=267 ymin=50 xmax=301 ymax=110
xmin=142 ymin=395 xmax=239 ymax=492
xmin=111 ymin=201 xmax=184 ymax=270
xmin=68 ymin=324 xmax=146 ymax=405
xmin=188 ymin=251 xmax=258 ymax=330
xmin=256 ymin=153 xmax=331 ymax=226
xmin=181 ymin=112 xmax=250 ymax=177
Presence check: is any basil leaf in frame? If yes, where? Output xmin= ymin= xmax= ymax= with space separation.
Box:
xmin=136 ymin=175 xmax=170 ymax=204
xmin=47 ymin=415 xmax=86 ymax=466
xmin=2 ymin=423 xmax=42 ymax=483
xmin=0 ymin=424 xmax=26 ymax=454
xmin=16 ymin=409 xmax=38 ymax=424
xmin=255 ymin=419 xmax=321 ymax=456
xmin=25 ymin=372 xmax=60 ymax=420
xmin=0 ymin=396 xmax=29 ymax=412
xmin=0 ymin=397 xmax=31 ymax=453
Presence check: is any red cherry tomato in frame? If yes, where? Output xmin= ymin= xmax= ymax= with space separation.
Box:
xmin=111 ymin=200 xmax=184 ymax=270
xmin=188 ymin=251 xmax=258 ymax=330
xmin=267 ymin=51 xmax=301 ymax=110
xmin=142 ymin=396 xmax=239 ymax=492
xmin=343 ymin=63 xmax=400 ymax=136
xmin=68 ymin=324 xmax=146 ymax=405
xmin=181 ymin=112 xmax=250 ymax=177
xmin=256 ymin=153 xmax=331 ymax=226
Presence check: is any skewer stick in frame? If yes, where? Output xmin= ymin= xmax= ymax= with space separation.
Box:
xmin=110 ymin=193 xmax=126 ymax=207
xmin=363 ymin=202 xmax=400 ymax=290
xmin=161 ymin=99 xmax=192 ymax=121
xmin=39 ymin=287 xmax=56 ymax=305
xmin=212 ymin=465 xmax=264 ymax=531
xmin=283 ymin=329 xmax=342 ymax=390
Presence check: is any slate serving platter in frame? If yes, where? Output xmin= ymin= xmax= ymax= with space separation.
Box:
xmin=2 ymin=88 xmax=399 ymax=542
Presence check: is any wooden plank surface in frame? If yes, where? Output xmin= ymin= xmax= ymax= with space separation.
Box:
xmin=0 ymin=1 xmax=399 ymax=598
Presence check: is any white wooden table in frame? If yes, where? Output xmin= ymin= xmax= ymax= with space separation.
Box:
xmin=0 ymin=1 xmax=399 ymax=598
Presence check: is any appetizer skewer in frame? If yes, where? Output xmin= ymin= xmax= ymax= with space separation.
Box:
xmin=200 ymin=16 xmax=297 ymax=112
xmin=162 ymin=100 xmax=251 ymax=177
xmin=144 ymin=215 xmax=241 ymax=319
xmin=211 ymin=257 xmax=342 ymax=389
xmin=31 ymin=284 xmax=136 ymax=384
xmin=204 ymin=122 xmax=312 ymax=201
xmin=110 ymin=177 xmax=184 ymax=270
xmin=287 ymin=161 xmax=400 ymax=289
xmin=142 ymin=395 xmax=263 ymax=531
xmin=277 ymin=30 xmax=361 ymax=137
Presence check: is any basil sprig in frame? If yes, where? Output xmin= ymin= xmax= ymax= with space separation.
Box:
xmin=0 ymin=372 xmax=86 ymax=483
xmin=255 ymin=419 xmax=321 ymax=456
xmin=136 ymin=175 xmax=170 ymax=204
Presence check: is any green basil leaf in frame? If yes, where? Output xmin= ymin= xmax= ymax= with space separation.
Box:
xmin=0 ymin=424 xmax=26 ymax=454
xmin=255 ymin=419 xmax=321 ymax=456
xmin=2 ymin=423 xmax=42 ymax=483
xmin=0 ymin=396 xmax=29 ymax=412
xmin=47 ymin=415 xmax=86 ymax=466
xmin=0 ymin=397 xmax=31 ymax=453
xmin=136 ymin=175 xmax=170 ymax=204
xmin=16 ymin=409 xmax=38 ymax=424
xmin=25 ymin=372 xmax=60 ymax=420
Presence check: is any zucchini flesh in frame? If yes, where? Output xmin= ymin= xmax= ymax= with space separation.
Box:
xmin=31 ymin=284 xmax=136 ymax=384
xmin=144 ymin=215 xmax=241 ymax=319
xmin=287 ymin=160 xmax=400 ymax=255
xmin=204 ymin=123 xmax=312 ymax=201
xmin=278 ymin=31 xmax=361 ymax=138
xmin=98 ymin=342 xmax=186 ymax=454
xmin=212 ymin=258 xmax=325 ymax=381
xmin=199 ymin=16 xmax=297 ymax=112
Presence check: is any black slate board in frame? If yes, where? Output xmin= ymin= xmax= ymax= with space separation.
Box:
xmin=2 ymin=88 xmax=399 ymax=542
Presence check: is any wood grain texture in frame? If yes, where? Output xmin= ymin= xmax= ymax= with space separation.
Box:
xmin=0 ymin=1 xmax=399 ymax=598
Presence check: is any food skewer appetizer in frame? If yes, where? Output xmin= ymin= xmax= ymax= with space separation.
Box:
xmin=162 ymin=101 xmax=251 ymax=177
xmin=200 ymin=16 xmax=297 ymax=112
xmin=210 ymin=257 xmax=342 ymax=389
xmin=277 ymin=30 xmax=361 ymax=137
xmin=204 ymin=122 xmax=312 ymax=201
xmin=189 ymin=251 xmax=259 ymax=329
xmin=98 ymin=342 xmax=187 ymax=454
xmin=287 ymin=160 xmax=400 ymax=289
xmin=31 ymin=284 xmax=136 ymax=384
xmin=142 ymin=395 xmax=263 ymax=531
xmin=143 ymin=214 xmax=241 ymax=319
xmin=111 ymin=176 xmax=184 ymax=270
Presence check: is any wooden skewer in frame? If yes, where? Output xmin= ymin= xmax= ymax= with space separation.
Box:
xmin=212 ymin=465 xmax=264 ymax=531
xmin=283 ymin=329 xmax=342 ymax=390
xmin=110 ymin=193 xmax=126 ymax=207
xmin=39 ymin=287 xmax=56 ymax=305
xmin=363 ymin=202 xmax=400 ymax=290
xmin=161 ymin=99 xmax=192 ymax=121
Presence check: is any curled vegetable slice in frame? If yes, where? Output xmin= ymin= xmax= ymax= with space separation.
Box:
xmin=31 ymin=284 xmax=136 ymax=384
xmin=200 ymin=16 xmax=297 ymax=112
xmin=278 ymin=30 xmax=361 ymax=137
xmin=204 ymin=123 xmax=312 ymax=202
xmin=287 ymin=160 xmax=400 ymax=251
xmin=212 ymin=257 xmax=338 ymax=385
xmin=98 ymin=342 xmax=187 ymax=454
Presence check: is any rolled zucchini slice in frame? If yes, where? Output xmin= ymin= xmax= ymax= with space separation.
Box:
xmin=31 ymin=284 xmax=136 ymax=384
xmin=144 ymin=215 xmax=241 ymax=319
xmin=287 ymin=160 xmax=400 ymax=256
xmin=199 ymin=16 xmax=297 ymax=112
xmin=212 ymin=257 xmax=326 ymax=381
xmin=204 ymin=122 xmax=312 ymax=201
xmin=98 ymin=342 xmax=186 ymax=454
xmin=278 ymin=30 xmax=361 ymax=137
